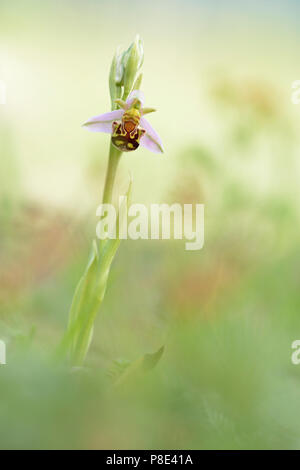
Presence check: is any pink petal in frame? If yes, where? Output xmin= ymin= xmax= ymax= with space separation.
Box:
xmin=83 ymin=109 xmax=124 ymax=133
xmin=140 ymin=117 xmax=164 ymax=153
xmin=126 ymin=90 xmax=145 ymax=108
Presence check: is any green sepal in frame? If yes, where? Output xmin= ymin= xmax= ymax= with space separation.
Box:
xmin=109 ymin=50 xmax=123 ymax=110
xmin=112 ymin=346 xmax=164 ymax=386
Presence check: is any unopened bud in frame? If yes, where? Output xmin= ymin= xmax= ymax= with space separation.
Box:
xmin=109 ymin=35 xmax=144 ymax=108
xmin=123 ymin=35 xmax=144 ymax=99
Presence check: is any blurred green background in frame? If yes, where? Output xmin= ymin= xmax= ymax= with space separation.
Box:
xmin=1 ymin=0 xmax=300 ymax=449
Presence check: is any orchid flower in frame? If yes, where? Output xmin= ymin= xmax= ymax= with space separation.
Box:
xmin=83 ymin=90 xmax=164 ymax=154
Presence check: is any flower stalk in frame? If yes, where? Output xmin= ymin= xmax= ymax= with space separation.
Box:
xmin=102 ymin=144 xmax=122 ymax=206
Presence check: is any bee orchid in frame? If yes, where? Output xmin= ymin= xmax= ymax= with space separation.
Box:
xmin=83 ymin=90 xmax=164 ymax=154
